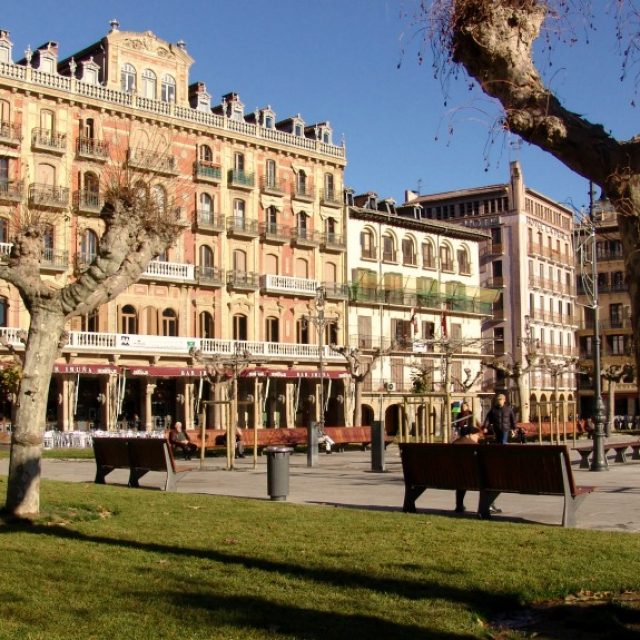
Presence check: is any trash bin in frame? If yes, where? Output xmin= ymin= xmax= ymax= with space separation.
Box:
xmin=265 ymin=446 xmax=293 ymax=501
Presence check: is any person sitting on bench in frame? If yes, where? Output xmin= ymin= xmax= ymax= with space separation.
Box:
xmin=168 ymin=421 xmax=197 ymax=460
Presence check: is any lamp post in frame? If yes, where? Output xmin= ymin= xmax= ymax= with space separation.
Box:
xmin=302 ymin=285 xmax=328 ymax=468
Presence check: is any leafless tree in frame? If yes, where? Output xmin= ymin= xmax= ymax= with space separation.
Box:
xmin=1 ymin=162 xmax=184 ymax=517
xmin=414 ymin=0 xmax=640 ymax=394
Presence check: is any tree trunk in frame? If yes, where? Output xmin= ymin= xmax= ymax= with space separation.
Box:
xmin=353 ymin=379 xmax=363 ymax=426
xmin=5 ymin=308 xmax=65 ymax=517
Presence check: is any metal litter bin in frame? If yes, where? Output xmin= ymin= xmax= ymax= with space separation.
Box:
xmin=265 ymin=446 xmax=293 ymax=501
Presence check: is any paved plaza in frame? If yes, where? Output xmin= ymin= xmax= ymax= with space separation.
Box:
xmin=1 ymin=441 xmax=639 ymax=532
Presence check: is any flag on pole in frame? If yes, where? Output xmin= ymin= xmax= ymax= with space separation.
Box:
xmin=410 ymin=309 xmax=418 ymax=334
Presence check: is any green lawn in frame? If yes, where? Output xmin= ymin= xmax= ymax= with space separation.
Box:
xmin=0 ymin=477 xmax=639 ymax=639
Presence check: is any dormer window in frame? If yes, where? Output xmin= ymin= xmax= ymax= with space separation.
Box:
xmin=141 ymin=68 xmax=157 ymax=99
xmin=264 ymin=115 xmax=274 ymax=128
xmin=294 ymin=123 xmax=303 ymax=137
xmin=39 ymin=54 xmax=55 ymax=74
xmin=0 ymin=44 xmax=10 ymax=64
xmin=81 ymin=58 xmax=100 ymax=85
xmin=121 ymin=63 xmax=136 ymax=93
xmin=161 ymin=73 xmax=176 ymax=103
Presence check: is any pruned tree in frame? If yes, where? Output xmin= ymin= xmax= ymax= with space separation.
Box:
xmin=416 ymin=0 xmax=640 ymax=395
xmin=2 ymin=166 xmax=184 ymax=518
xmin=331 ymin=346 xmax=385 ymax=426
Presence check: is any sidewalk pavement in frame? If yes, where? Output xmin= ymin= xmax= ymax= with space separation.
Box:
xmin=1 ymin=442 xmax=639 ymax=532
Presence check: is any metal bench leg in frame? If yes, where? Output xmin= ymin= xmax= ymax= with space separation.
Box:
xmin=94 ymin=465 xmax=112 ymax=484
xmin=128 ymin=468 xmax=147 ymax=488
xmin=403 ymin=486 xmax=426 ymax=513
xmin=165 ymin=470 xmax=178 ymax=492
xmin=578 ymin=450 xmax=591 ymax=469
xmin=614 ymin=447 xmax=629 ymax=464
xmin=631 ymin=445 xmax=640 ymax=461
xmin=562 ymin=494 xmax=587 ymax=528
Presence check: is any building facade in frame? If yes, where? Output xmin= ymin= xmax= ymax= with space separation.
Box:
xmin=404 ymin=162 xmax=579 ymax=422
xmin=0 ymin=23 xmax=348 ymax=432
xmin=345 ymin=191 xmax=495 ymax=436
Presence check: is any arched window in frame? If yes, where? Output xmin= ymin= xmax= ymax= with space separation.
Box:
xmin=120 ymin=304 xmax=138 ymax=334
xmin=199 ymin=192 xmax=213 ymax=214
xmin=324 ymin=262 xmax=337 ymax=283
xmin=199 ymin=145 xmax=213 ymax=162
xmin=199 ymin=311 xmax=214 ymax=338
xmin=325 ymin=217 xmax=337 ymax=243
xmin=199 ymin=245 xmax=214 ymax=278
xmin=121 ymin=63 xmax=136 ymax=93
xmin=324 ymin=173 xmax=335 ymax=200
xmin=296 ymin=211 xmax=309 ymax=239
xmin=152 ymin=184 xmax=166 ymax=210
xmin=265 ymin=316 xmax=279 ymax=342
xmin=360 ymin=228 xmax=376 ymax=260
xmin=161 ymin=74 xmax=176 ymax=102
xmin=296 ymin=318 xmax=309 ymax=344
xmin=296 ymin=169 xmax=307 ymax=197
xmin=440 ymin=244 xmax=453 ymax=272
xmin=265 ymin=159 xmax=277 ymax=189
xmin=266 ymin=206 xmax=278 ymax=234
xmin=382 ymin=233 xmax=395 ymax=263
xmin=141 ymin=69 xmax=157 ymax=99
xmin=325 ymin=321 xmax=338 ymax=346
xmin=402 ymin=237 xmax=416 ymax=266
xmin=295 ymin=257 xmax=309 ymax=279
xmin=233 ymin=249 xmax=247 ymax=273
xmin=422 ymin=241 xmax=435 ymax=269
xmin=233 ymin=198 xmax=246 ymax=226
xmin=265 ymin=253 xmax=278 ymax=275
xmin=233 ymin=314 xmax=248 ymax=341
xmin=81 ymin=229 xmax=98 ymax=264
xmin=83 ymin=172 xmax=100 ymax=208
xmin=162 ymin=308 xmax=178 ymax=336
xmin=457 ymin=246 xmax=471 ymax=275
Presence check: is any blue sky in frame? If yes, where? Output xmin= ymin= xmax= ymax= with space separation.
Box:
xmin=2 ymin=1 xmax=635 ymax=211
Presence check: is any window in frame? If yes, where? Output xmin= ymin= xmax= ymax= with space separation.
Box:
xmin=610 ymin=335 xmax=626 ymax=355
xmin=161 ymin=74 xmax=176 ymax=102
xmin=296 ymin=169 xmax=307 ymax=196
xmin=40 ymin=109 xmax=54 ymax=134
xmin=391 ymin=319 xmax=412 ymax=349
xmin=457 ymin=247 xmax=470 ymax=274
xmin=199 ymin=245 xmax=214 ymax=277
xmin=81 ymin=229 xmax=98 ymax=264
xmin=40 ymin=55 xmax=54 ymax=74
xmin=121 ymin=63 xmax=136 ymax=93
xmin=265 ymin=159 xmax=276 ymax=188
xmin=199 ymin=145 xmax=213 ymax=162
xmin=0 ymin=44 xmax=10 ymax=64
xmin=141 ymin=69 xmax=157 ymax=99
xmin=294 ymin=123 xmax=303 ymax=137
xmin=266 ymin=206 xmax=278 ymax=234
xmin=84 ymin=66 xmax=98 ymax=85
xmin=265 ymin=316 xmax=279 ymax=342
xmin=80 ymin=309 xmax=99 ymax=333
xmin=151 ymin=184 xmax=166 ymax=210
xmin=162 ymin=309 xmax=178 ymax=336
xmin=0 ymin=296 xmax=7 ymax=327
xmin=199 ymin=192 xmax=213 ymax=215
xmin=325 ymin=217 xmax=337 ymax=242
xmin=233 ymin=314 xmax=248 ymax=341
xmin=422 ymin=241 xmax=435 ymax=269
xmin=382 ymin=234 xmax=395 ymax=262
xmin=234 ymin=152 xmax=245 ymax=172
xmin=610 ymin=303 xmax=623 ymax=328
xmin=120 ymin=305 xmax=137 ymax=334
xmin=0 ymin=157 xmax=7 ymax=185
xmin=324 ymin=173 xmax=334 ymax=200
xmin=297 ymin=211 xmax=309 ymax=238
xmin=199 ymin=311 xmax=214 ymax=338
xmin=233 ymin=249 xmax=247 ymax=273
xmin=233 ymin=199 xmax=246 ymax=225
xmin=0 ymin=218 xmax=7 ymax=243
xmin=296 ymin=318 xmax=309 ymax=344
xmin=360 ymin=229 xmax=376 ymax=259
xmin=0 ymin=99 xmax=9 ymax=124
xmin=402 ymin=237 xmax=416 ymax=266
xmin=440 ymin=244 xmax=453 ymax=271
xmin=325 ymin=321 xmax=338 ymax=346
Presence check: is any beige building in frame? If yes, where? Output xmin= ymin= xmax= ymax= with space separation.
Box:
xmin=0 ymin=22 xmax=348 ymax=432
xmin=404 ymin=161 xmax=579 ymax=422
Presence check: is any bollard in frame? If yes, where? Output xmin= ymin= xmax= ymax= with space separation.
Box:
xmin=265 ymin=446 xmax=293 ymax=501
xmin=307 ymin=421 xmax=318 ymax=468
xmin=371 ymin=420 xmax=386 ymax=472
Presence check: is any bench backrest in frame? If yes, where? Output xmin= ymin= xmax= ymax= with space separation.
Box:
xmin=92 ymin=437 xmax=131 ymax=468
xmin=478 ymin=445 xmax=576 ymax=496
xmin=399 ymin=443 xmax=482 ymax=491
xmin=128 ymin=438 xmax=176 ymax=473
xmin=255 ymin=427 xmax=308 ymax=447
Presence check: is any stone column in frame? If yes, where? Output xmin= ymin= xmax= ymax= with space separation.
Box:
xmin=145 ymin=380 xmax=156 ymax=432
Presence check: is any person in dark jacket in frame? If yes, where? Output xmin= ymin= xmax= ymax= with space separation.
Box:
xmin=482 ymin=393 xmax=516 ymax=445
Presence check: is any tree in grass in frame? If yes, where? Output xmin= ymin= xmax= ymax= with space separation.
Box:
xmin=414 ymin=0 xmax=640 ymax=388
xmin=1 ymin=163 xmax=184 ymax=518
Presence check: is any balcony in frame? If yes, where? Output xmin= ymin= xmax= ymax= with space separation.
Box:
xmin=321 ymin=232 xmax=346 ymax=252
xmin=75 ymin=189 xmax=103 ymax=215
xmin=76 ymin=137 xmax=109 ymax=161
xmin=260 ymin=274 xmax=317 ymax=297
xmin=260 ymin=222 xmax=290 ymax=244
xmin=480 ymin=242 xmax=503 ymax=259
xmin=290 ymin=227 xmax=319 ymax=247
xmin=322 ymin=281 xmax=349 ymax=300
xmin=228 ymin=169 xmax=255 ymax=189
xmin=196 ymin=211 xmax=226 ymax=233
xmin=29 ymin=183 xmax=69 ymax=208
xmin=197 ymin=265 xmax=225 ymax=287
xmin=292 ymin=184 xmax=315 ymax=202
xmin=597 ymin=249 xmax=624 ymax=262
xmin=0 ymin=179 xmax=23 ymax=204
xmin=0 ymin=121 xmax=21 ymax=147
xmin=227 ymin=270 xmax=260 ymax=290
xmin=260 ymin=177 xmax=285 ymax=196
xmin=128 ymin=148 xmax=179 ymax=175
xmin=31 ymin=128 xmax=66 ymax=153
xmin=140 ymin=259 xmax=196 ymax=283
xmin=194 ymin=161 xmax=222 ymax=184
xmin=486 ymin=277 xmax=505 ymax=288
xmin=41 ymin=248 xmax=69 ymax=272
xmin=226 ymin=216 xmax=260 ymax=238
xmin=320 ymin=189 xmax=342 ymax=208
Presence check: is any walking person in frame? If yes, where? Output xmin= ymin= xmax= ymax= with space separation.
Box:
xmin=482 ymin=393 xmax=516 ymax=445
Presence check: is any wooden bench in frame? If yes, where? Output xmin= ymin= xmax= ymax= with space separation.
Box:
xmin=573 ymin=439 xmax=640 ymax=469
xmin=93 ymin=437 xmax=194 ymax=492
xmin=399 ymin=443 xmax=594 ymax=527
xmin=324 ymin=426 xmax=393 ymax=451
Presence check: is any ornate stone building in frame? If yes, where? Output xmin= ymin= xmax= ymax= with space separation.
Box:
xmin=0 ymin=22 xmax=347 ymax=431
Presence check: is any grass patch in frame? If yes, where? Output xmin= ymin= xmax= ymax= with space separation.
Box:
xmin=0 ymin=477 xmax=639 ymax=639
